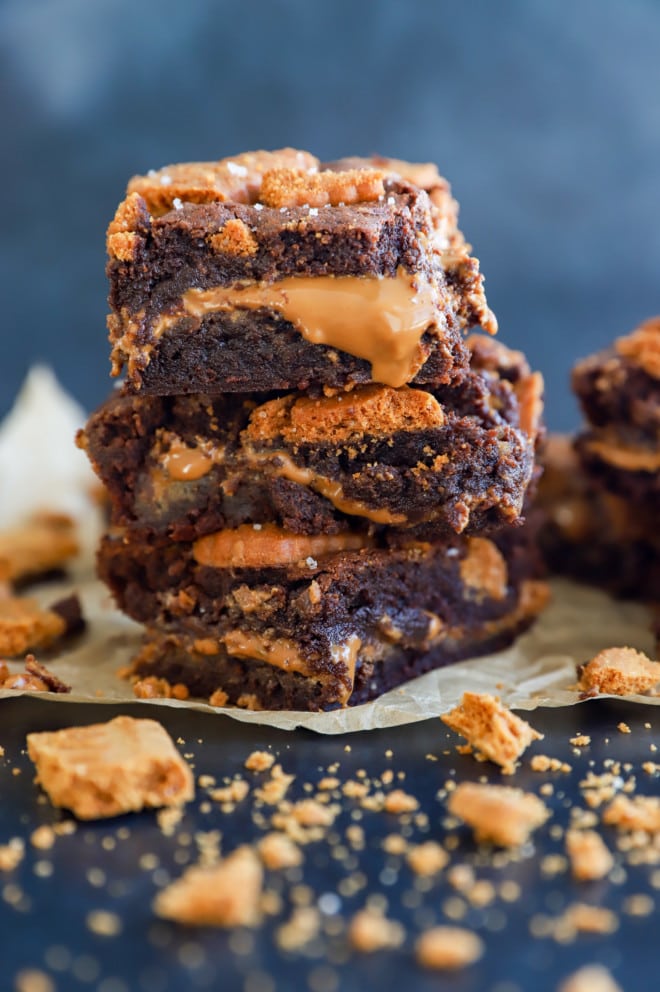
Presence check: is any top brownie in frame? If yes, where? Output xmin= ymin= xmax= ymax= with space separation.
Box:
xmin=572 ymin=318 xmax=660 ymax=440
xmin=106 ymin=148 xmax=496 ymax=395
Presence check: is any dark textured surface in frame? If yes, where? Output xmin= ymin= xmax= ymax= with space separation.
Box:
xmin=2 ymin=0 xmax=660 ymax=426
xmin=572 ymin=347 xmax=660 ymax=439
xmin=2 ymin=696 xmax=659 ymax=991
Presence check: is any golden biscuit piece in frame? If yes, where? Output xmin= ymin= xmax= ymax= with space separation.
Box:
xmin=0 ymin=513 xmax=78 ymax=585
xmin=27 ymin=716 xmax=194 ymax=819
xmin=153 ymin=846 xmax=262 ymax=927
xmin=448 ymin=782 xmax=549 ymax=847
xmin=578 ymin=646 xmax=660 ymax=696
xmin=442 ymin=692 xmax=543 ymax=774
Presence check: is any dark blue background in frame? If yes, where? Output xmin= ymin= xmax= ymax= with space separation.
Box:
xmin=2 ymin=0 xmax=659 ymax=428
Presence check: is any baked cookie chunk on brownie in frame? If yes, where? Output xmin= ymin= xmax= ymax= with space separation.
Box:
xmin=79 ymin=338 xmax=543 ymax=542
xmin=572 ymin=318 xmax=660 ymax=510
xmin=101 ymin=528 xmax=548 ymax=710
xmin=106 ymin=148 xmax=496 ymax=395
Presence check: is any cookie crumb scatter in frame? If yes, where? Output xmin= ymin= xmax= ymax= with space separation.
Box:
xmin=565 ymin=829 xmax=613 ymax=881
xmin=415 ymin=926 xmax=483 ymax=970
xmin=348 ymin=908 xmax=405 ymax=952
xmin=530 ymin=755 xmax=571 ymax=773
xmin=441 ymin=693 xmax=542 ymax=774
xmin=448 ymin=782 xmax=549 ymax=847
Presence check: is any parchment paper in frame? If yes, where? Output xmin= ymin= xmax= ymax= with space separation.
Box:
xmin=0 ymin=370 xmax=656 ymax=734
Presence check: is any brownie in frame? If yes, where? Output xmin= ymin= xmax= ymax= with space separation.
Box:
xmin=79 ymin=338 xmax=542 ymax=542
xmin=572 ymin=318 xmax=660 ymax=440
xmin=538 ymin=435 xmax=660 ymax=600
xmin=573 ymin=429 xmax=660 ymax=511
xmin=99 ymin=526 xmax=548 ymax=710
xmin=106 ymin=148 xmax=496 ymax=395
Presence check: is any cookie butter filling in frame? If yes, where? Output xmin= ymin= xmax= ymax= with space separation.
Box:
xmin=193 ymin=523 xmax=371 ymax=569
xmin=153 ymin=268 xmax=439 ymax=388
xmin=585 ymin=433 xmax=660 ymax=472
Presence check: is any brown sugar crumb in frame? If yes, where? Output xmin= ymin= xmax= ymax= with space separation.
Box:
xmin=448 ymin=782 xmax=549 ymax=847
xmin=209 ymin=218 xmax=258 ymax=256
xmin=255 ymin=765 xmax=294 ymax=805
xmin=441 ymin=692 xmax=543 ymax=774
xmin=565 ymin=829 xmax=614 ymax=881
xmin=209 ymin=688 xmax=229 ymax=707
xmin=27 ymin=716 xmax=194 ymax=820
xmin=245 ymin=750 xmax=275 ymax=773
xmin=384 ymin=789 xmax=419 ymax=814
xmin=577 ymin=646 xmax=660 ymax=695
xmin=276 ymin=906 xmax=321 ymax=951
xmin=0 ymin=837 xmax=24 ymax=871
xmin=260 ymin=167 xmax=385 ymax=209
xmin=0 ymin=512 xmax=78 ymax=585
xmin=558 ymin=965 xmax=623 ymax=992
xmin=257 ymin=832 xmax=303 ymax=870
xmin=617 ymin=722 xmax=631 ymax=734
xmin=0 ymin=598 xmax=66 ymax=658
xmin=570 ymin=735 xmax=591 ymax=747
xmin=603 ymin=794 xmax=660 ymax=834
xmin=530 ymin=755 xmax=572 ymax=773
xmin=154 ymin=845 xmax=263 ymax=927
xmin=406 ymin=841 xmax=449 ymax=876
xmin=415 ymin=926 xmax=483 ymax=970
xmin=348 ymin=908 xmax=405 ymax=953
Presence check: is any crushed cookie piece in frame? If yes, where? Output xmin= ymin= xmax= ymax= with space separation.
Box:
xmin=617 ymin=722 xmax=631 ymax=734
xmin=86 ymin=909 xmax=122 ymax=937
xmin=245 ymin=751 xmax=275 ymax=773
xmin=343 ymin=780 xmax=369 ymax=799
xmin=565 ymin=829 xmax=613 ymax=881
xmin=448 ymin=782 xmax=549 ymax=847
xmin=0 ymin=837 xmax=24 ymax=871
xmin=530 ymin=754 xmax=572 ymax=773
xmin=133 ymin=676 xmax=173 ymax=699
xmin=317 ymin=776 xmax=340 ymax=791
xmin=406 ymin=841 xmax=448 ymax=876
xmin=0 ymin=598 xmax=67 ymax=657
xmin=260 ymin=167 xmax=385 ymax=209
xmin=257 ymin=832 xmax=302 ymax=870
xmin=209 ymin=688 xmax=229 ymax=707
xmin=255 ymin=765 xmax=294 ymax=805
xmin=287 ymin=799 xmax=336 ymax=828
xmin=558 ymin=965 xmax=623 ymax=992
xmin=603 ymin=794 xmax=660 ymax=833
xmin=13 ymin=969 xmax=56 ymax=992
xmin=578 ymin=647 xmax=660 ymax=695
xmin=441 ymin=692 xmax=542 ymax=774
xmin=382 ymin=834 xmax=408 ymax=855
xmin=383 ymin=789 xmax=419 ymax=814
xmin=415 ymin=926 xmax=483 ymax=970
xmin=30 ymin=825 xmax=56 ymax=851
xmin=27 ymin=716 xmax=194 ymax=820
xmin=154 ymin=846 xmax=262 ymax=927
xmin=276 ymin=906 xmax=321 ymax=951
xmin=570 ymin=735 xmax=591 ymax=747
xmin=209 ymin=218 xmax=258 ymax=256
xmin=0 ymin=513 xmax=78 ymax=585
xmin=209 ymin=780 xmax=249 ymax=805
xmin=348 ymin=907 xmax=405 ymax=952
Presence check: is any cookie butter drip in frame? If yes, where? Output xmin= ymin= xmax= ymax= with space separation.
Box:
xmin=193 ymin=523 xmax=371 ymax=569
xmin=247 ymin=451 xmax=407 ymax=525
xmin=221 ymin=631 xmax=314 ymax=677
xmin=163 ymin=439 xmax=214 ymax=481
xmin=178 ymin=268 xmax=439 ymax=388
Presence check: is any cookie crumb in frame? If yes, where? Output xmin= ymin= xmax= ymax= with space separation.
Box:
xmin=415 ymin=926 xmax=483 ymax=970
xmin=558 ymin=965 xmax=623 ymax=992
xmin=348 ymin=907 xmax=405 ymax=952
xmin=578 ymin=647 xmax=660 ymax=695
xmin=245 ymin=751 xmax=275 ymax=773
xmin=154 ymin=846 xmax=262 ymax=926
xmin=448 ymin=782 xmax=549 ymax=847
xmin=565 ymin=829 xmax=613 ymax=881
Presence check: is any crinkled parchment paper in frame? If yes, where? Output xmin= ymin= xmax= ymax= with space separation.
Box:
xmin=0 ymin=370 xmax=656 ymax=734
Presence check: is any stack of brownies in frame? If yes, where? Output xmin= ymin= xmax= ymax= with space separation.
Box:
xmin=540 ymin=318 xmax=660 ymax=600
xmin=80 ymin=148 xmax=547 ymax=710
